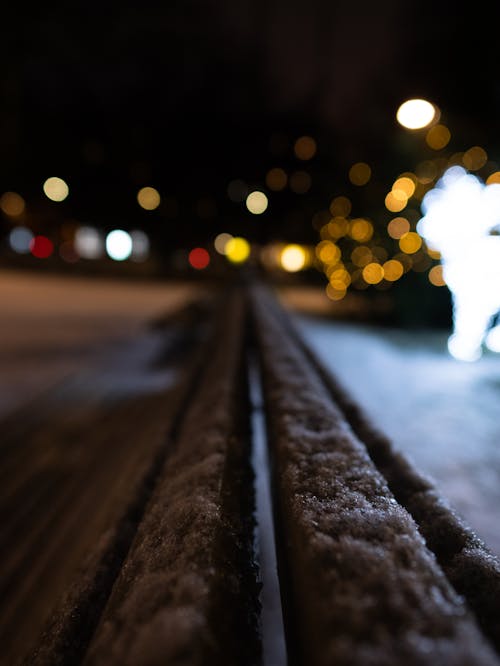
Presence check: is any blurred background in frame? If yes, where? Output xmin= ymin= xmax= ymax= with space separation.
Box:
xmin=1 ymin=0 xmax=498 ymax=327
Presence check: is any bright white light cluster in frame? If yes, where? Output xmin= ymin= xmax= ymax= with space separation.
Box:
xmin=417 ymin=166 xmax=500 ymax=361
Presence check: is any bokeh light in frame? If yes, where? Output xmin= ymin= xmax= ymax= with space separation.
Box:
xmin=266 ymin=168 xmax=287 ymax=191
xmin=387 ymin=216 xmax=410 ymax=239
xmin=428 ymin=265 xmax=446 ymax=286
xmin=130 ymin=230 xmax=150 ymax=262
xmin=399 ymin=232 xmax=422 ymax=254
xmin=426 ymin=124 xmax=451 ymax=150
xmin=214 ymin=232 xmax=233 ymax=255
xmin=316 ymin=240 xmax=341 ymax=264
xmin=9 ymin=226 xmax=33 ymax=254
xmin=75 ymin=226 xmax=104 ymax=259
xmin=351 ymin=246 xmax=372 ymax=267
xmin=385 ymin=191 xmax=407 ymax=213
xmin=329 ymin=196 xmax=351 ymax=217
xmin=383 ymin=259 xmax=404 ymax=281
xmin=137 ymin=186 xmax=160 ymax=210
xmin=105 ymin=229 xmax=133 ymax=261
xmin=417 ymin=165 xmax=500 ymax=361
xmin=225 ymin=237 xmax=250 ymax=263
xmin=188 ymin=247 xmax=210 ymax=269
xmin=349 ymin=218 xmax=373 ymax=242
xmin=348 ymin=162 xmax=371 ymax=186
xmin=396 ymin=99 xmax=437 ymax=129
xmin=416 ymin=160 xmax=438 ymax=184
xmin=280 ymin=244 xmax=307 ymax=272
xmin=486 ymin=172 xmax=500 ymax=185
xmin=293 ymin=136 xmax=317 ymax=160
xmin=0 ymin=191 xmax=25 ymax=216
xmin=43 ymin=177 xmax=69 ymax=202
xmin=328 ymin=217 xmax=349 ymax=238
xmin=246 ymin=191 xmax=268 ymax=214
xmin=462 ymin=146 xmax=488 ymax=171
xmin=30 ymin=235 xmax=54 ymax=258
xmin=362 ymin=262 xmax=384 ymax=284
xmin=326 ymin=284 xmax=346 ymax=301
xmin=393 ymin=176 xmax=416 ymax=199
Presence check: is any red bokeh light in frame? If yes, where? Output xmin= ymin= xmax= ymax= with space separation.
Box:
xmin=188 ymin=247 xmax=210 ymax=269
xmin=30 ymin=235 xmax=54 ymax=259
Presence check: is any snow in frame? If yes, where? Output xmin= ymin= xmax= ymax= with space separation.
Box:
xmin=295 ymin=314 xmax=500 ymax=557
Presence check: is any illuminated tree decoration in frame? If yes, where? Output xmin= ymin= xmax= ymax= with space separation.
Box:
xmin=417 ymin=166 xmax=500 ymax=360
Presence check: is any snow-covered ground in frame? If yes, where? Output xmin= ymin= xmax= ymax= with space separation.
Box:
xmin=0 ymin=269 xmax=199 ymax=418
xmin=294 ymin=313 xmax=500 ymax=557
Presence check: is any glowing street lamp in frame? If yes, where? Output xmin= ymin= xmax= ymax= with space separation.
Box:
xmin=396 ymin=99 xmax=437 ymax=130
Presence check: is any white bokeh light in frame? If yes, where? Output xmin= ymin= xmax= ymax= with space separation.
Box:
xmin=396 ymin=99 xmax=437 ymax=129
xmin=75 ymin=226 xmax=104 ymax=259
xmin=130 ymin=229 xmax=150 ymax=262
xmin=417 ymin=166 xmax=500 ymax=361
xmin=105 ymin=229 xmax=133 ymax=261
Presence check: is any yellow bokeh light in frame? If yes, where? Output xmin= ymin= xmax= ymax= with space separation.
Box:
xmin=391 ymin=189 xmax=408 ymax=203
xmin=385 ymin=191 xmax=407 ymax=212
xmin=351 ymin=245 xmax=372 ymax=267
xmin=289 ymin=171 xmax=311 ymax=194
xmin=225 ymin=237 xmax=251 ymax=263
xmin=427 ymin=247 xmax=441 ymax=259
xmin=246 ymin=191 xmax=268 ymax=214
xmin=0 ymin=191 xmax=25 ymax=216
xmin=448 ymin=152 xmax=464 ymax=167
xmin=329 ymin=267 xmax=351 ymax=289
xmin=137 ymin=186 xmax=161 ymax=210
xmin=316 ymin=240 xmax=341 ymax=264
xmin=396 ymin=98 xmax=437 ymax=129
xmin=486 ymin=171 xmax=500 ymax=185
xmin=214 ymin=232 xmax=233 ymax=255
xmin=387 ymin=216 xmax=410 ymax=239
xmin=399 ymin=232 xmax=422 ymax=254
xmin=43 ymin=176 xmax=69 ymax=202
xmin=362 ymin=262 xmax=384 ymax=284
xmin=280 ymin=244 xmax=307 ymax=272
xmin=294 ymin=136 xmax=317 ymax=160
xmin=329 ymin=196 xmax=351 ymax=217
xmin=328 ymin=216 xmax=349 ymax=238
xmin=325 ymin=260 xmax=343 ymax=276
xmin=383 ymin=259 xmax=404 ymax=282
xmin=428 ymin=264 xmax=446 ymax=286
xmin=266 ymin=168 xmax=287 ymax=191
xmin=486 ymin=172 xmax=500 ymax=185
xmin=349 ymin=218 xmax=373 ymax=242
xmin=463 ymin=146 xmax=488 ymax=171
xmin=426 ymin=124 xmax=451 ymax=150
xmin=319 ymin=224 xmax=331 ymax=240
xmin=348 ymin=162 xmax=371 ymax=186
xmin=393 ymin=176 xmax=416 ymax=198
xmin=326 ymin=284 xmax=346 ymax=301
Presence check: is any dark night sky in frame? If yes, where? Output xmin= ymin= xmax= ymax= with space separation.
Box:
xmin=1 ymin=1 xmax=499 ymax=250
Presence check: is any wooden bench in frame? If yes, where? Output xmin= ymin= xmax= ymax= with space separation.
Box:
xmin=2 ymin=283 xmax=500 ymax=665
